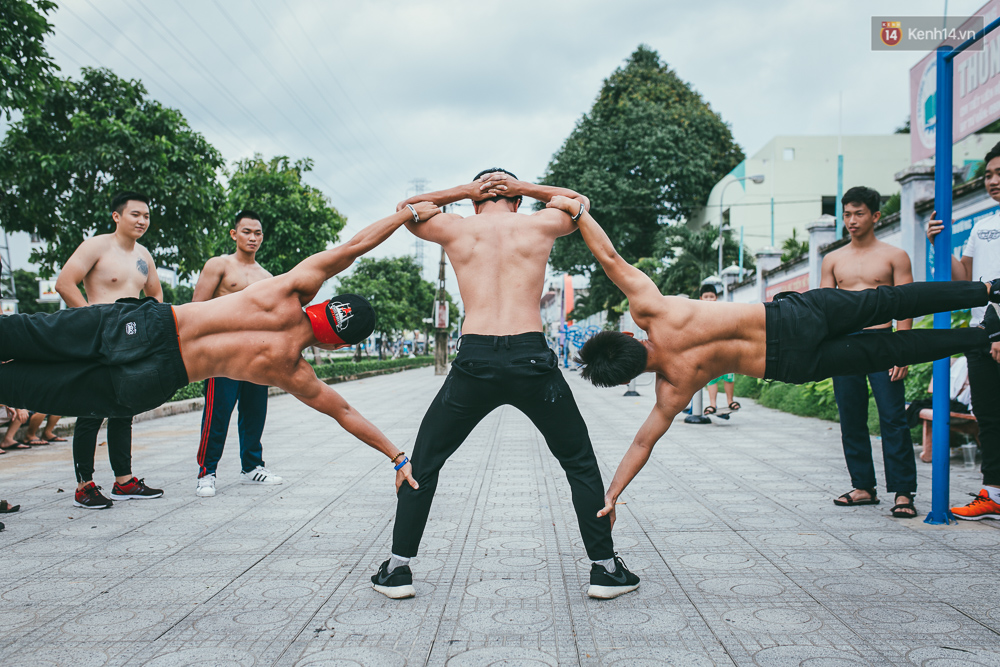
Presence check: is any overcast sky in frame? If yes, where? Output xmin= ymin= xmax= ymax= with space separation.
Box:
xmin=15 ymin=0 xmax=988 ymax=290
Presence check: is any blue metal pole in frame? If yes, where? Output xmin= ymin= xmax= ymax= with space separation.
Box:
xmin=927 ymin=45 xmax=956 ymax=525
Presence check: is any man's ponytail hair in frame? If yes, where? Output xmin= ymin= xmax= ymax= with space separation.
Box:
xmin=576 ymin=331 xmax=648 ymax=388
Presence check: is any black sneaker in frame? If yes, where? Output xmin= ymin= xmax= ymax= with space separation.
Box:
xmin=110 ymin=477 xmax=163 ymax=500
xmin=371 ymin=560 xmax=415 ymax=599
xmin=73 ymin=482 xmax=113 ymax=510
xmin=980 ymin=302 xmax=1000 ymax=342
xmin=587 ymin=554 xmax=640 ymax=599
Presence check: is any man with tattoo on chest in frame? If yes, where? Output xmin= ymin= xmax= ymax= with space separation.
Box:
xmin=55 ymin=192 xmax=165 ymax=509
xmin=191 ymin=210 xmax=279 ymax=498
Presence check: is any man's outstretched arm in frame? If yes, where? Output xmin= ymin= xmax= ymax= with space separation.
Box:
xmin=397 ymin=179 xmax=497 ymax=210
xmin=289 ymin=202 xmax=439 ymax=297
xmin=281 ymin=359 xmax=419 ymax=492
xmin=597 ymin=377 xmax=688 ymax=527
xmin=547 ymin=195 xmax=662 ymax=319
xmin=480 ymin=172 xmax=590 ymax=210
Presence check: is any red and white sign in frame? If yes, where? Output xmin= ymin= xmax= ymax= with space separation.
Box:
xmin=911 ymin=0 xmax=1000 ymax=162
xmin=765 ymin=273 xmax=809 ymax=302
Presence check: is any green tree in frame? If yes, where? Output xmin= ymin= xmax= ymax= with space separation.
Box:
xmin=336 ymin=256 xmax=444 ymax=356
xmin=12 ymin=268 xmax=56 ymax=314
xmin=642 ymin=224 xmax=754 ymax=299
xmin=221 ymin=155 xmax=346 ymax=275
xmin=0 ymin=67 xmax=225 ymax=277
xmin=780 ymin=228 xmax=809 ymax=263
xmin=539 ymin=45 xmax=744 ymax=317
xmin=0 ymin=0 xmax=58 ymax=118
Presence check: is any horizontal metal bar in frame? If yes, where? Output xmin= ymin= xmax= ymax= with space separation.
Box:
xmin=945 ymin=15 xmax=1000 ymax=59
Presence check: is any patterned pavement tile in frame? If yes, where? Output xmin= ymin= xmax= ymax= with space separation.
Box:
xmin=0 ymin=366 xmax=997 ymax=667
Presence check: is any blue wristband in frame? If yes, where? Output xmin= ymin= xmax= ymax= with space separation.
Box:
xmin=394 ymin=456 xmax=409 ymax=471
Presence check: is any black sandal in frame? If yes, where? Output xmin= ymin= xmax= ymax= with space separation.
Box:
xmin=703 ymin=406 xmax=717 ymax=415
xmin=833 ymin=488 xmax=879 ymax=506
xmin=729 ymin=401 xmax=741 ymax=411
xmin=890 ymin=495 xmax=917 ymax=519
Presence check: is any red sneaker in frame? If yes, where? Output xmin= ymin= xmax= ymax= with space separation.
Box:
xmin=73 ymin=482 xmax=113 ymax=510
xmin=951 ymin=489 xmax=1000 ymax=521
xmin=110 ymin=477 xmax=163 ymax=500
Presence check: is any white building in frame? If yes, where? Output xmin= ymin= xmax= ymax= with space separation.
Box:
xmin=688 ymin=133 xmax=1000 ymax=257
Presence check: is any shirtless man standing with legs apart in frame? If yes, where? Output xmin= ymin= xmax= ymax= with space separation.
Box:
xmin=192 ymin=210 xmax=278 ymax=498
xmin=55 ymin=192 xmax=164 ymax=509
xmin=371 ymin=169 xmax=640 ymax=601
xmin=822 ymin=186 xmax=918 ymax=518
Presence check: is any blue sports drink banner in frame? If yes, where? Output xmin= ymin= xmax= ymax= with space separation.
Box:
xmin=926 ymin=205 xmax=1000 ymax=280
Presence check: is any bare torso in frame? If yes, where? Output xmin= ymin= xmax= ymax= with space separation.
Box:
xmin=640 ymin=296 xmax=768 ymax=409
xmin=438 ymin=209 xmax=566 ymax=335
xmin=82 ymin=235 xmax=155 ymax=304
xmin=209 ymin=255 xmax=273 ymax=298
xmin=174 ymin=276 xmax=315 ymax=385
xmin=823 ymin=240 xmax=909 ymax=329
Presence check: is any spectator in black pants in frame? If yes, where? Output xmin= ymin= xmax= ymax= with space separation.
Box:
xmin=927 ymin=140 xmax=1000 ymax=521
xmin=55 ymin=192 xmax=165 ymax=510
xmin=822 ymin=186 xmax=918 ymax=518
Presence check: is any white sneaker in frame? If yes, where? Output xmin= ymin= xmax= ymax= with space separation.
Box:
xmin=240 ymin=466 xmax=283 ymax=485
xmin=196 ymin=474 xmax=216 ymax=497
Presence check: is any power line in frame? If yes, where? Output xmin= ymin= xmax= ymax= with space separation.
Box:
xmin=161 ymin=0 xmax=386 ymax=219
xmin=207 ymin=0 xmax=396 ymax=210
xmin=250 ymin=0 xmax=405 ymax=186
xmin=66 ymin=0 xmax=254 ymax=156
xmin=277 ymin=0 xmax=413 ymax=178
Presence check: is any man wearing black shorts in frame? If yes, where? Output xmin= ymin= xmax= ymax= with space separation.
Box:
xmin=1 ymin=201 xmax=444 ymax=496
xmin=544 ymin=195 xmax=1000 ymax=524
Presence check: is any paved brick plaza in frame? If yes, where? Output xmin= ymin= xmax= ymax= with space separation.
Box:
xmin=1 ymin=366 xmax=998 ymax=666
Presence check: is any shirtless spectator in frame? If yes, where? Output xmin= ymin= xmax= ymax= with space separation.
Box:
xmin=821 ymin=186 xmax=918 ymax=518
xmin=191 ymin=210 xmax=279 ymax=498
xmin=373 ymin=170 xmax=640 ymax=601
xmin=55 ymin=192 xmax=164 ymax=509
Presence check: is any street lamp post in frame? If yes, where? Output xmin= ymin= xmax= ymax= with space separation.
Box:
xmin=718 ymin=174 xmax=765 ymax=279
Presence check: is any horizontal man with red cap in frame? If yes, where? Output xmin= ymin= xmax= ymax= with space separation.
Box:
xmin=0 ymin=201 xmax=443 ymax=492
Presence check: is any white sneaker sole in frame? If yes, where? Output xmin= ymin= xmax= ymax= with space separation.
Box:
xmin=587 ymin=583 xmax=639 ymax=599
xmin=196 ymin=489 xmax=216 ymax=497
xmin=372 ymin=583 xmax=415 ymax=599
xmin=72 ymin=500 xmax=112 ymax=509
xmin=953 ymin=513 xmax=1000 ymax=521
xmin=240 ymin=478 xmax=283 ymax=485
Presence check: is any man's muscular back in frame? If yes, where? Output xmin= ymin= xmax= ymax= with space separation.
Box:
xmin=408 ymin=200 xmax=575 ymax=335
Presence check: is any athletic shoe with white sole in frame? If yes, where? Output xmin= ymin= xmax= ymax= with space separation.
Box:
xmin=240 ymin=466 xmax=283 ymax=485
xmin=587 ymin=554 xmax=640 ymax=599
xmin=371 ymin=559 xmax=416 ymax=599
xmin=951 ymin=489 xmax=1000 ymax=521
xmin=73 ymin=482 xmax=113 ymax=509
xmin=110 ymin=477 xmax=163 ymax=500
xmin=196 ymin=474 xmax=217 ymax=497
